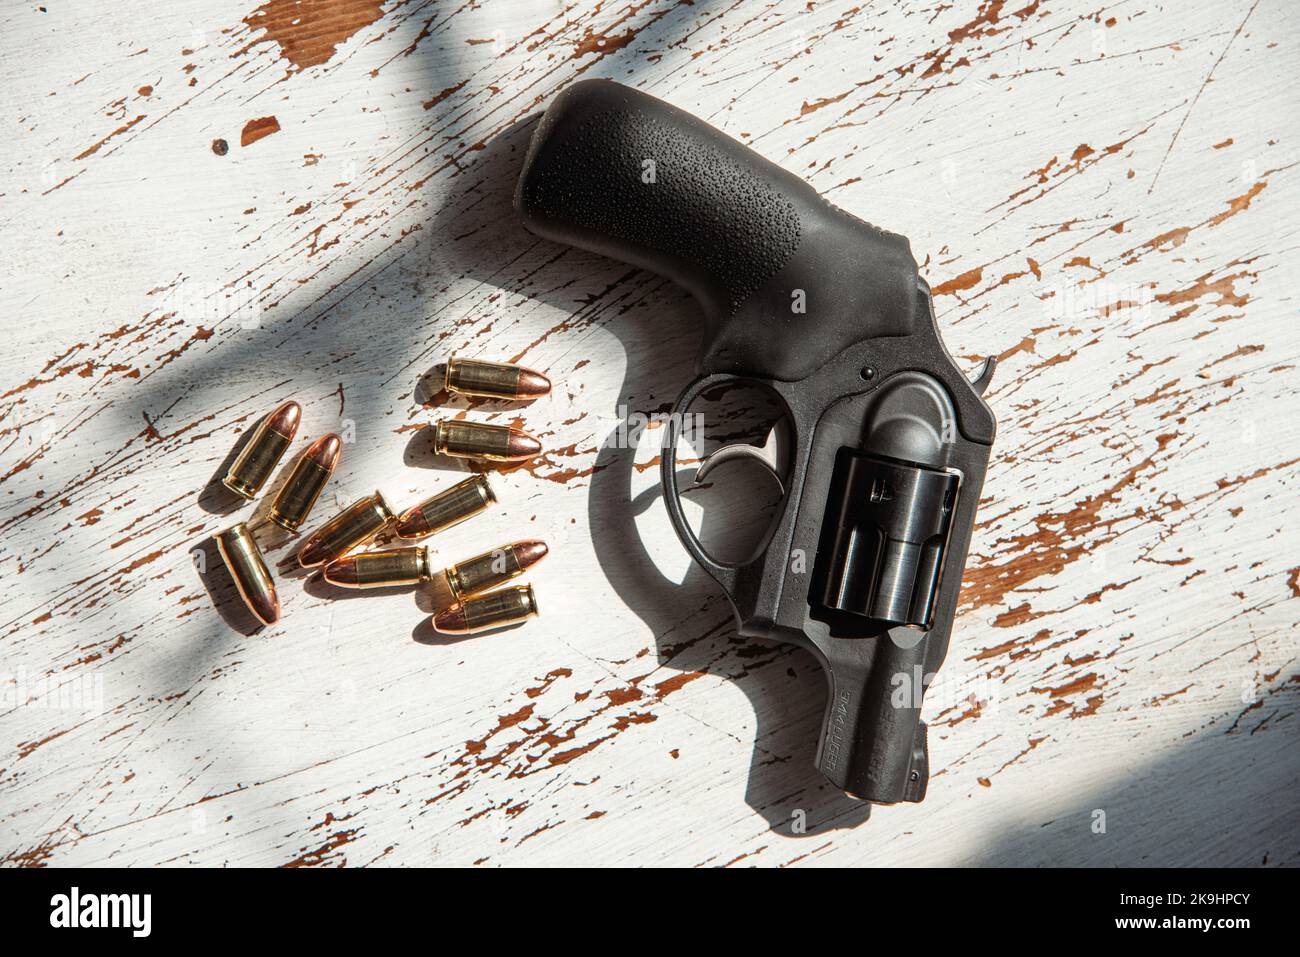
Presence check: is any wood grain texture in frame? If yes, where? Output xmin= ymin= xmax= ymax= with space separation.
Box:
xmin=1 ymin=0 xmax=1296 ymax=867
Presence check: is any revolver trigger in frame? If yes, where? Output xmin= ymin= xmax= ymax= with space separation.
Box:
xmin=689 ymin=419 xmax=790 ymax=496
xmin=691 ymin=444 xmax=783 ymax=495
xmin=968 ymin=355 xmax=997 ymax=396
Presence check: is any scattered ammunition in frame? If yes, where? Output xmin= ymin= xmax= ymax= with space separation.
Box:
xmin=323 ymin=546 xmax=432 ymax=589
xmin=430 ymin=419 xmax=541 ymax=462
xmin=394 ymin=474 xmax=496 ymax=541
xmin=215 ymin=523 xmax=279 ymax=626
xmin=445 ymin=355 xmax=551 ymax=400
xmin=223 ymin=400 xmax=301 ymax=500
xmin=444 ymin=540 xmax=548 ymax=602
xmin=269 ymin=434 xmax=342 ymax=532
xmin=298 ymin=491 xmax=395 ymax=568
xmin=432 ymin=584 xmax=539 ymax=635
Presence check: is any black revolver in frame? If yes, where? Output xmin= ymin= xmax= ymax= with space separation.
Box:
xmin=515 ymin=79 xmax=997 ymax=805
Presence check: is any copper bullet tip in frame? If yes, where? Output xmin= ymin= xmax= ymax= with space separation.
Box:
xmin=505 ymin=427 xmax=542 ymax=460
xmin=250 ymin=590 xmax=281 ymax=626
xmin=297 ymin=534 xmax=328 ymax=569
xmin=306 ymin=432 xmax=342 ymax=469
xmin=393 ymin=510 xmax=428 ymax=540
xmin=515 ymin=369 xmax=552 ymax=398
xmin=512 ymin=539 xmax=549 ymax=569
xmin=267 ymin=400 xmax=301 ymax=437
xmin=432 ymin=603 xmax=469 ymax=635
xmin=321 ymin=556 xmax=359 ymax=587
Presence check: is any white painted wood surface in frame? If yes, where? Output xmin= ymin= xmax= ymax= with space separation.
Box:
xmin=1 ymin=0 xmax=1296 ymax=867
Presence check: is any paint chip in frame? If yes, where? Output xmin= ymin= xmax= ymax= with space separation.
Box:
xmin=241 ymin=116 xmax=280 ymax=147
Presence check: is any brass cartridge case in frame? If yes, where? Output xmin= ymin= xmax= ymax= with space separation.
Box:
xmin=269 ymin=434 xmax=341 ymax=532
xmin=429 ymin=419 xmax=541 ymax=462
xmin=444 ymin=540 xmax=548 ymax=601
xmin=445 ymin=355 xmax=551 ymax=400
xmin=215 ymin=523 xmax=279 ymax=626
xmin=298 ymin=491 xmax=395 ymax=568
xmin=322 ymin=546 xmax=432 ymax=589
xmin=432 ymin=584 xmax=539 ymax=635
xmin=223 ymin=401 xmax=300 ymax=500
xmin=394 ymin=474 xmax=496 ymax=541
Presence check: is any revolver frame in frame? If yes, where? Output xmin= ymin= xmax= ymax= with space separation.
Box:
xmin=660 ymin=281 xmax=995 ymax=804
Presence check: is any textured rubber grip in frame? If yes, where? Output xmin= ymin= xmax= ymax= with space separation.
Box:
xmin=516 ymin=79 xmax=920 ymax=381
xmin=517 ymin=81 xmax=805 ymax=317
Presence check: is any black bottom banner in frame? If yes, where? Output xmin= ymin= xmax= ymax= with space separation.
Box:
xmin=0 ymin=866 xmax=1291 ymax=942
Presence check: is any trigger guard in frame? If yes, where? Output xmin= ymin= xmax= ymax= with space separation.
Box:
xmin=660 ymin=375 xmax=747 ymax=593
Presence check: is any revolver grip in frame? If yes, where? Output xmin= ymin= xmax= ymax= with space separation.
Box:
xmin=816 ymin=636 xmax=932 ymax=804
xmin=515 ymin=79 xmax=918 ymax=380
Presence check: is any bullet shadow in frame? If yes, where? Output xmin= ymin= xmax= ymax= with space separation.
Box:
xmin=401 ymin=427 xmax=536 ymax=475
xmin=274 ymin=547 xmax=315 ymax=582
xmin=197 ymin=410 xmax=268 ymax=516
xmin=301 ymin=572 xmax=421 ymax=603
xmin=414 ymin=573 xmax=457 ymax=615
xmin=411 ymin=614 xmax=529 ymax=646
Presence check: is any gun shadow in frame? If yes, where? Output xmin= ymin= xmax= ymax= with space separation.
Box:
xmin=431 ymin=116 xmax=869 ymax=835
